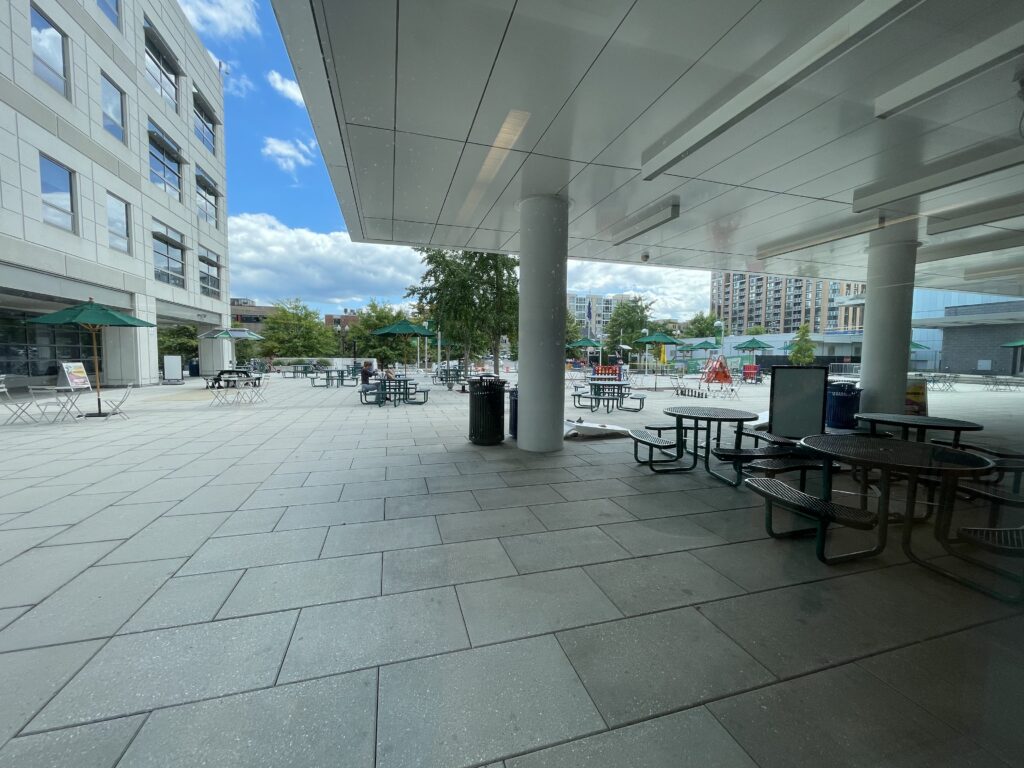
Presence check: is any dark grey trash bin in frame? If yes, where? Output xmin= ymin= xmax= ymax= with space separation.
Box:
xmin=508 ymin=387 xmax=518 ymax=439
xmin=468 ymin=376 xmax=506 ymax=445
xmin=188 ymin=358 xmax=200 ymax=377
xmin=826 ymin=382 xmax=861 ymax=429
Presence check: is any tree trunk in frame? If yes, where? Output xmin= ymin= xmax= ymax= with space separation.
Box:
xmin=492 ymin=336 xmax=500 ymax=375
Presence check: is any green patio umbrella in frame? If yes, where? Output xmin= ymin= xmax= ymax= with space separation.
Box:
xmin=690 ymin=339 xmax=719 ymax=360
xmin=734 ymin=337 xmax=773 ymax=351
xmin=568 ymin=337 xmax=601 ymax=348
xmin=28 ymin=299 xmax=155 ymax=418
xmin=197 ymin=327 xmax=265 ymax=368
xmin=372 ymin=319 xmax=433 ymax=372
xmin=909 ymin=340 xmax=929 ymax=350
xmin=1000 ymin=340 xmax=1024 ymax=347
xmin=633 ymin=332 xmax=681 ymax=345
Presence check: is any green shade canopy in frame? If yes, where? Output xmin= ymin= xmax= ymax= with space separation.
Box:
xmin=198 ymin=327 xmax=265 ymax=341
xmin=634 ymin=332 xmax=681 ymax=345
xmin=689 ymin=340 xmax=718 ymax=350
xmin=372 ymin=319 xmax=432 ymax=337
xmin=28 ymin=300 xmax=154 ymax=329
xmin=734 ymin=338 xmax=774 ymax=351
xmin=1001 ymin=340 xmax=1024 ymax=347
xmin=567 ymin=337 xmax=601 ymax=348
xmin=28 ymin=300 xmax=155 ymax=417
xmin=909 ymin=340 xmax=929 ymax=350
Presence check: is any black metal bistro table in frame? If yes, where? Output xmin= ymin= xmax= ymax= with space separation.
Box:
xmin=660 ymin=406 xmax=760 ymax=482
xmin=854 ymin=412 xmax=982 ymax=447
xmin=800 ymin=434 xmax=992 ymax=559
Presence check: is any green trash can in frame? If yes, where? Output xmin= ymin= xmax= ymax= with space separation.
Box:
xmin=468 ymin=376 xmax=506 ymax=445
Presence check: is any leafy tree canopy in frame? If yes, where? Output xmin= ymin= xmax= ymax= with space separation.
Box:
xmin=259 ymin=299 xmax=337 ymax=358
xmin=565 ymin=309 xmax=582 ymax=352
xmin=745 ymin=325 xmax=768 ymax=335
xmin=407 ymin=249 xmax=518 ymax=374
xmin=683 ymin=311 xmax=719 ymax=338
xmin=157 ymin=325 xmax=198 ymax=360
xmin=346 ymin=300 xmax=410 ymax=365
xmin=788 ymin=323 xmax=816 ymax=365
xmin=602 ymin=297 xmax=652 ymax=355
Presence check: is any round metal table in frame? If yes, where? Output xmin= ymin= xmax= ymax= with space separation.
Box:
xmin=660 ymin=406 xmax=759 ymax=482
xmin=854 ymin=412 xmax=982 ymax=447
xmin=800 ymin=434 xmax=993 ymax=565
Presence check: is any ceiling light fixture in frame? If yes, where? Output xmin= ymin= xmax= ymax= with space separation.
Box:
xmin=874 ymin=21 xmax=1024 ymax=118
xmin=756 ymin=214 xmax=919 ymax=260
xmin=641 ymin=0 xmax=922 ymax=180
xmin=962 ymin=263 xmax=1024 ymax=281
xmin=916 ymin=230 xmax=1024 ymax=263
xmin=611 ymin=202 xmax=680 ymax=246
xmin=852 ymin=145 xmax=1024 ymax=213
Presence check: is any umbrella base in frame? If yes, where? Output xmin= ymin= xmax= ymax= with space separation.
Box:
xmin=83 ymin=412 xmax=107 ymax=419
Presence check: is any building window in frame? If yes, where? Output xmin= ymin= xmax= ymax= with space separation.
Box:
xmin=152 ymin=220 xmax=185 ymax=287
xmin=31 ymin=6 xmax=68 ymax=97
xmin=107 ymin=193 xmax=129 ymax=253
xmin=97 ymin=0 xmax=118 ymax=27
xmin=39 ymin=154 xmax=74 ymax=232
xmin=195 ymin=166 xmax=219 ymax=226
xmin=0 ymin=309 xmax=102 ymax=378
xmin=193 ymin=93 xmax=216 ymax=153
xmin=198 ymin=246 xmax=220 ymax=298
xmin=148 ymin=121 xmax=182 ymax=200
xmin=101 ymin=74 xmax=126 ymax=142
xmin=144 ymin=20 xmax=178 ymax=110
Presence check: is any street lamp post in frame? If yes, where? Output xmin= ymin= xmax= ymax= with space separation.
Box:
xmin=642 ymin=327 xmax=649 ymax=375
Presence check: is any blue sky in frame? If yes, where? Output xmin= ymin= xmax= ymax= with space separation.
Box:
xmin=178 ymin=0 xmax=710 ymax=320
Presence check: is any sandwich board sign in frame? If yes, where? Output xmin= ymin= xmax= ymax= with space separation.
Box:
xmin=58 ymin=362 xmax=92 ymax=390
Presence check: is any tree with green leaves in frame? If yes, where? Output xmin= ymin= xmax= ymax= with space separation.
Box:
xmin=683 ymin=310 xmax=718 ymax=338
xmin=157 ymin=325 xmax=198 ymax=360
xmin=745 ymin=324 xmax=768 ymax=335
xmin=602 ymin=297 xmax=652 ymax=358
xmin=788 ymin=323 xmax=816 ymax=365
xmin=407 ymin=248 xmax=518 ymax=375
xmin=564 ymin=308 xmax=582 ymax=354
xmin=259 ymin=299 xmax=337 ymax=359
xmin=346 ymin=300 xmax=409 ymax=366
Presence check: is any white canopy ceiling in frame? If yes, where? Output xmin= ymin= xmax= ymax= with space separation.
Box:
xmin=272 ymin=0 xmax=1024 ymax=295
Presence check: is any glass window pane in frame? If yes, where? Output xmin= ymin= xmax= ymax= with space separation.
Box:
xmin=31 ymin=8 xmax=66 ymax=96
xmin=101 ymin=75 xmax=125 ymax=141
xmin=107 ymin=193 xmax=129 ymax=252
xmin=97 ymin=0 xmax=118 ymax=26
xmin=39 ymin=155 xmax=74 ymax=232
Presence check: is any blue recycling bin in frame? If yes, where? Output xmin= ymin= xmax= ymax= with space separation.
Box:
xmin=826 ymin=382 xmax=861 ymax=429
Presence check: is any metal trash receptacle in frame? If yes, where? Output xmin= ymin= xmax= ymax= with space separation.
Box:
xmin=188 ymin=358 xmax=200 ymax=377
xmin=468 ymin=376 xmax=506 ymax=445
xmin=826 ymin=382 xmax=861 ymax=428
xmin=508 ymin=387 xmax=518 ymax=439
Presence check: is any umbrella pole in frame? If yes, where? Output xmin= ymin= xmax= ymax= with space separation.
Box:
xmin=90 ymin=326 xmax=103 ymax=417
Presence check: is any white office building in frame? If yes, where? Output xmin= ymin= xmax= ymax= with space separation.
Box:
xmin=0 ymin=0 xmax=231 ymax=387
xmin=566 ymin=292 xmax=630 ymax=341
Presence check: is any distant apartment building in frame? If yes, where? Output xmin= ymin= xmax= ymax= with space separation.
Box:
xmin=710 ymin=272 xmax=866 ymax=334
xmin=0 ymin=0 xmax=231 ymax=386
xmin=229 ymin=298 xmax=273 ymax=331
xmin=324 ymin=311 xmax=358 ymax=331
xmin=566 ymin=292 xmax=631 ymax=340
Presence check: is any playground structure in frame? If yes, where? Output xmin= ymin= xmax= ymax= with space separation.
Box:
xmin=701 ymin=355 xmax=733 ymax=390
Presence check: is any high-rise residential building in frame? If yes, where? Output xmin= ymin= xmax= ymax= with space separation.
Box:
xmin=566 ymin=292 xmax=632 ymax=341
xmin=0 ymin=0 xmax=230 ymax=386
xmin=710 ymin=272 xmax=866 ymax=335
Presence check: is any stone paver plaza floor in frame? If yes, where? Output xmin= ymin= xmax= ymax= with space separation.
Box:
xmin=0 ymin=376 xmax=1021 ymax=767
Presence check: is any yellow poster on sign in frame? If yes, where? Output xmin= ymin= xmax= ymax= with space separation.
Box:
xmin=905 ymin=376 xmax=928 ymax=416
xmin=60 ymin=362 xmax=91 ymax=390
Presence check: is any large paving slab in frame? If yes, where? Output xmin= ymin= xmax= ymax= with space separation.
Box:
xmin=321 ymin=518 xmax=440 ymax=557
xmin=557 ymin=608 xmax=775 ymax=726
xmin=218 ymin=553 xmax=381 ymax=617
xmin=274 ymin=499 xmax=384 ymax=530
xmin=435 ymin=507 xmax=546 ymax=543
xmin=0 ymin=559 xmax=181 ymax=651
xmin=165 ymin=482 xmax=261 ymax=514
xmin=709 ymin=664 xmax=1005 ymax=768
xmin=43 ymin=502 xmax=172 ymax=546
xmin=178 ymin=527 xmax=328 ymax=575
xmin=384 ymin=491 xmax=480 ymax=519
xmin=457 ymin=569 xmax=621 ymax=645
xmin=99 ymin=513 xmax=230 ymax=565
xmin=376 ymin=635 xmax=605 ymax=768
xmin=382 ymin=539 xmax=516 ymax=593
xmin=279 ymin=587 xmax=469 ymax=683
xmin=29 ymin=612 xmax=297 ymax=730
xmin=529 ymin=499 xmax=635 ymax=530
xmin=507 ymin=708 xmax=757 ymax=768
xmin=600 ymin=516 xmax=726 ymax=555
xmin=0 ymin=715 xmax=144 ymax=768
xmin=0 ymin=527 xmax=67 ymax=565
xmin=118 ymin=672 xmax=376 ymax=768
xmin=0 ymin=641 xmax=102 ymax=744
xmin=0 ymin=541 xmax=120 ymax=608
xmin=500 ymin=528 xmax=630 ymax=573
xmin=120 ymin=570 xmax=243 ymax=633
xmin=0 ymin=492 xmax=127 ymax=529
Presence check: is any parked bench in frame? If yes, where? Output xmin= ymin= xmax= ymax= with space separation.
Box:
xmin=628 ymin=429 xmax=681 ymax=468
xmin=359 ymin=385 xmax=384 ymax=406
xmin=711 ymin=445 xmax=792 ymax=486
xmin=617 ymin=393 xmax=646 ymax=412
xmin=406 ymin=386 xmax=432 ymax=405
xmin=744 ymin=477 xmax=884 ymax=565
xmin=746 ymin=456 xmax=836 ymax=492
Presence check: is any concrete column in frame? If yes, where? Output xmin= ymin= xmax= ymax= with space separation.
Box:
xmin=103 ymin=294 xmax=159 ymax=386
xmin=517 ymin=195 xmax=568 ymax=453
xmin=859 ymin=220 xmax=919 ymax=413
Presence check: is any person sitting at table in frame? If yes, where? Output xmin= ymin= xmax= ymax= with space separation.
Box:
xmin=384 ymin=367 xmax=396 ymax=381
xmin=359 ymin=361 xmax=378 ymax=392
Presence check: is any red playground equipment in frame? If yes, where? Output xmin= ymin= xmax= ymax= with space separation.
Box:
xmin=701 ymin=356 xmax=732 ymax=388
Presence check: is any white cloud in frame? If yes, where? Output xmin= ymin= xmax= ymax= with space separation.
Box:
xmin=261 ymin=137 xmax=317 ymax=174
xmin=567 ymin=261 xmax=711 ymax=321
xmin=207 ymin=52 xmax=255 ymax=97
xmin=267 ymin=70 xmax=304 ymax=107
xmin=178 ymin=0 xmax=259 ymax=39
xmin=228 ymin=213 xmax=425 ymax=306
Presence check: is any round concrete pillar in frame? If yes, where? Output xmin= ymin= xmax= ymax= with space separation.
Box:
xmin=859 ymin=221 xmax=919 ymax=413
xmin=517 ymin=195 xmax=568 ymax=452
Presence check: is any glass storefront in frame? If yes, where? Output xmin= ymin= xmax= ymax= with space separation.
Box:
xmin=0 ymin=309 xmax=101 ymax=379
